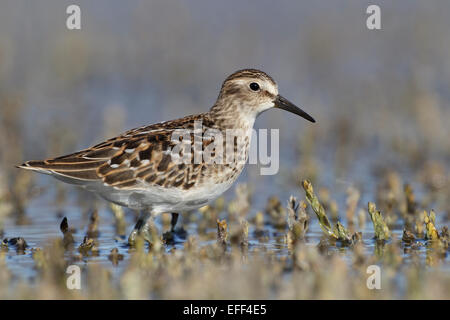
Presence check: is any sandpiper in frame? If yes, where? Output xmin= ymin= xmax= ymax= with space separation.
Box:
xmin=18 ymin=69 xmax=315 ymax=244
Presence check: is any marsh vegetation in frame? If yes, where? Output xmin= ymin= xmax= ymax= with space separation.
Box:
xmin=0 ymin=1 xmax=449 ymax=299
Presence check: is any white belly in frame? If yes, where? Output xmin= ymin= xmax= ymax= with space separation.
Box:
xmin=90 ymin=179 xmax=234 ymax=212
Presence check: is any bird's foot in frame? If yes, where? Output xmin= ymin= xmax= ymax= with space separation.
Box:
xmin=127 ymin=229 xmax=139 ymax=246
xmin=127 ymin=227 xmax=152 ymax=246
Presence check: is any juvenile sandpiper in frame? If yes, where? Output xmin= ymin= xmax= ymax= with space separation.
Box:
xmin=18 ymin=69 xmax=315 ymax=244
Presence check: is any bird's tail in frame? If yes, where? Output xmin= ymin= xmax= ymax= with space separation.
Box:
xmin=16 ymin=160 xmax=53 ymax=175
xmin=16 ymin=158 xmax=104 ymax=186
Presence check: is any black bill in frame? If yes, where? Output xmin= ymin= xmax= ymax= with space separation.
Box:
xmin=274 ymin=95 xmax=316 ymax=123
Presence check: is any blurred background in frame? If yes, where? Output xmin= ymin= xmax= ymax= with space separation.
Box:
xmin=1 ymin=0 xmax=450 ymax=197
xmin=0 ymin=0 xmax=449 ymax=298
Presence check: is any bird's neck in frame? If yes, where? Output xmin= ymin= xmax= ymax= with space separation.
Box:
xmin=209 ymin=99 xmax=257 ymax=131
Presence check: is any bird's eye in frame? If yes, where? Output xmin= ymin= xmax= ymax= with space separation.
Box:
xmin=249 ymin=82 xmax=260 ymax=91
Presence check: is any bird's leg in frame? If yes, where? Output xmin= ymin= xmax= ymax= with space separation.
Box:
xmin=128 ymin=211 xmax=153 ymax=245
xmin=170 ymin=213 xmax=179 ymax=232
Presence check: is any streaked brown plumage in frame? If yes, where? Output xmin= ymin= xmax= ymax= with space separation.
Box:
xmin=18 ymin=69 xmax=315 ymax=244
xmin=19 ymin=112 xmax=248 ymax=192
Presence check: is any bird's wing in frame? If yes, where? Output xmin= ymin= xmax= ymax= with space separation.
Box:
xmin=18 ymin=113 xmax=212 ymax=190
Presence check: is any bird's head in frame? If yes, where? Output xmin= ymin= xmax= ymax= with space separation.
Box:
xmin=212 ymin=69 xmax=315 ymax=124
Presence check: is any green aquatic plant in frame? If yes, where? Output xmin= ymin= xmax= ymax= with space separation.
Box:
xmin=423 ymin=210 xmax=439 ymax=240
xmin=216 ymin=219 xmax=228 ymax=246
xmin=302 ymin=180 xmax=336 ymax=239
xmin=334 ymin=222 xmax=352 ymax=242
xmin=367 ymin=202 xmax=390 ymax=240
xmin=301 ymin=180 xmax=356 ymax=243
xmin=78 ymin=236 xmax=99 ymax=256
xmin=286 ymin=196 xmax=309 ymax=242
xmin=402 ymin=228 xmax=416 ymax=243
xmin=440 ymin=226 xmax=449 ymax=242
xmin=317 ymin=187 xmax=339 ymax=222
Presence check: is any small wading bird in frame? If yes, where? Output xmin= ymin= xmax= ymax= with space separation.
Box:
xmin=18 ymin=69 xmax=315 ymax=244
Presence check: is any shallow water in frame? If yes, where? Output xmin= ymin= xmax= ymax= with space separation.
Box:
xmin=3 ymin=168 xmax=448 ymax=288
